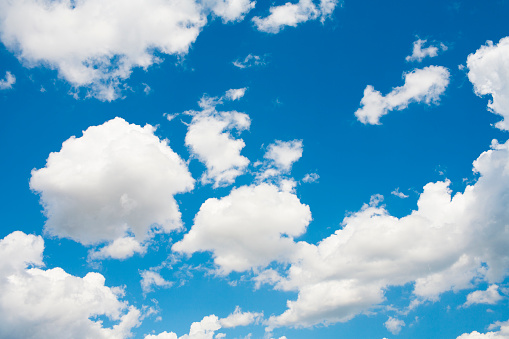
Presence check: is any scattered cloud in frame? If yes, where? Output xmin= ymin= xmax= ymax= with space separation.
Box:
xmin=173 ymin=183 xmax=312 ymax=274
xmin=30 ymin=117 xmax=194 ymax=257
xmin=233 ymin=54 xmax=268 ymax=68
xmin=252 ymin=0 xmax=338 ymax=33
xmin=406 ymin=38 xmax=447 ymax=62
xmin=302 ymin=172 xmax=319 ymax=183
xmin=140 ymin=270 xmax=173 ymax=294
xmin=257 ymin=140 xmax=303 ymax=180
xmin=184 ymin=90 xmax=251 ymax=187
xmin=0 ymin=0 xmax=255 ymax=100
xmin=355 ymin=66 xmax=450 ymax=124
xmin=384 ymin=317 xmax=405 ymax=335
xmin=145 ymin=308 xmax=262 ymax=339
xmin=463 ymin=285 xmax=503 ymax=307
xmin=467 ymin=37 xmax=509 ymax=130
xmin=391 ymin=188 xmax=409 ymax=199
xmin=0 ymin=71 xmax=15 ymax=89
xmin=0 ymin=231 xmax=140 ymax=339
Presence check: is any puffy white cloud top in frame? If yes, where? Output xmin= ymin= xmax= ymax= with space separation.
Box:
xmin=30 ymin=117 xmax=194 ymax=256
xmin=467 ymin=37 xmax=509 ymax=131
xmin=173 ymin=183 xmax=312 ymax=274
xmin=0 ymin=231 xmax=140 ymax=339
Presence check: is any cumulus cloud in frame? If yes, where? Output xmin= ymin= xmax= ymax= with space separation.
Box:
xmin=146 ymin=308 xmax=261 ymax=339
xmin=265 ymin=138 xmax=509 ymax=328
xmin=467 ymin=37 xmax=509 ymax=131
xmin=257 ymin=140 xmax=303 ymax=180
xmin=0 ymin=71 xmax=15 ymax=89
xmin=0 ymin=231 xmax=140 ymax=339
xmin=252 ymin=0 xmax=338 ymax=33
xmin=233 ymin=54 xmax=267 ymax=68
xmin=30 ymin=117 xmax=194 ymax=258
xmin=463 ymin=285 xmax=503 ymax=307
xmin=384 ymin=317 xmax=405 ymax=335
xmin=173 ymin=183 xmax=312 ymax=274
xmin=0 ymin=0 xmax=254 ymax=100
xmin=89 ymin=237 xmax=147 ymax=260
xmin=457 ymin=320 xmax=509 ymax=338
xmin=406 ymin=38 xmax=447 ymax=62
xmin=140 ymin=270 xmax=173 ymax=294
xmin=355 ymin=66 xmax=450 ymax=124
xmin=184 ymin=90 xmax=251 ymax=187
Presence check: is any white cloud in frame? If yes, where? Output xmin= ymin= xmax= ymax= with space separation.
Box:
xmin=302 ymin=172 xmax=319 ymax=183
xmin=257 ymin=140 xmax=303 ymax=181
xmin=219 ymin=306 xmax=263 ymax=328
xmin=225 ymin=87 xmax=247 ymax=100
xmin=355 ymin=66 xmax=450 ymax=124
xmin=0 ymin=71 xmax=15 ymax=89
xmin=146 ymin=308 xmax=260 ymax=339
xmin=384 ymin=317 xmax=405 ymax=335
xmin=467 ymin=37 xmax=509 ymax=131
xmin=463 ymin=285 xmax=503 ymax=307
xmin=391 ymin=188 xmax=409 ymax=199
xmin=265 ymin=138 xmax=509 ymax=328
xmin=252 ymin=0 xmax=338 ymax=33
xmin=233 ymin=54 xmax=267 ymax=68
xmin=140 ymin=270 xmax=173 ymax=294
xmin=184 ymin=91 xmax=251 ymax=187
xmin=265 ymin=140 xmax=303 ymax=171
xmin=207 ymin=0 xmax=256 ymax=23
xmin=457 ymin=320 xmax=509 ymax=338
xmin=0 ymin=231 xmax=140 ymax=339
xmin=30 ymin=117 xmax=194 ymax=257
xmin=406 ymin=38 xmax=447 ymax=62
xmin=89 ymin=237 xmax=147 ymax=260
xmin=173 ymin=183 xmax=312 ymax=274
xmin=0 ymin=0 xmax=254 ymax=100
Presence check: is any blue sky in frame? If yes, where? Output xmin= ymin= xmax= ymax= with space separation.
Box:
xmin=1 ymin=0 xmax=509 ymax=338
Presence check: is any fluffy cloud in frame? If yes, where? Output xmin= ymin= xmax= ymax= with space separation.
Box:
xmin=463 ymin=285 xmax=503 ymax=307
xmin=265 ymin=138 xmax=509 ymax=328
xmin=391 ymin=188 xmax=409 ymax=198
xmin=233 ymin=54 xmax=267 ymax=68
xmin=302 ymin=172 xmax=319 ymax=183
xmin=173 ymin=183 xmax=312 ymax=274
xmin=467 ymin=37 xmax=509 ymax=131
xmin=384 ymin=317 xmax=405 ymax=335
xmin=89 ymin=237 xmax=147 ymax=260
xmin=355 ymin=66 xmax=450 ymax=124
xmin=257 ymin=140 xmax=303 ymax=180
xmin=406 ymin=38 xmax=447 ymax=62
xmin=140 ymin=270 xmax=173 ymax=294
xmin=30 ymin=117 xmax=194 ymax=257
xmin=146 ymin=308 xmax=261 ymax=339
xmin=253 ymin=0 xmax=338 ymax=33
xmin=457 ymin=320 xmax=509 ymax=338
xmin=0 ymin=0 xmax=254 ymax=100
xmin=184 ymin=91 xmax=251 ymax=187
xmin=0 ymin=71 xmax=15 ymax=89
xmin=0 ymin=231 xmax=140 ymax=339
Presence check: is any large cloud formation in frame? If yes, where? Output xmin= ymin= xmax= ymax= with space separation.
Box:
xmin=0 ymin=0 xmax=255 ymax=100
xmin=262 ymin=138 xmax=509 ymax=328
xmin=0 ymin=231 xmax=140 ymax=339
xmin=30 ymin=117 xmax=194 ymax=258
